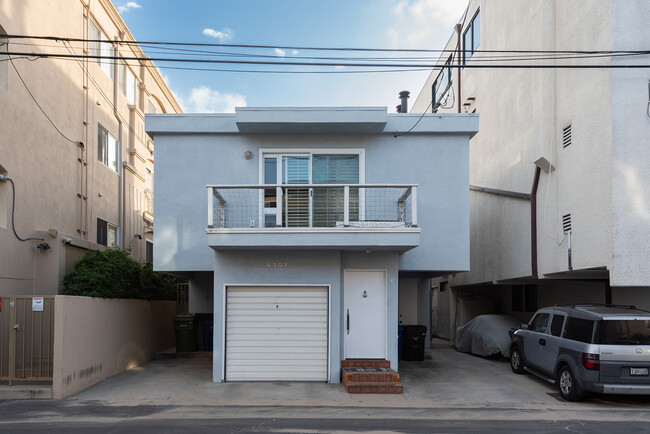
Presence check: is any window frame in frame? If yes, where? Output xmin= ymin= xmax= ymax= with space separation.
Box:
xmin=89 ymin=18 xmax=114 ymax=79
xmin=97 ymin=217 xmax=118 ymax=247
xmin=258 ymin=148 xmax=365 ymax=228
xmin=432 ymin=55 xmax=453 ymax=111
xmin=98 ymin=124 xmax=119 ymax=173
xmin=462 ymin=9 xmax=480 ymax=64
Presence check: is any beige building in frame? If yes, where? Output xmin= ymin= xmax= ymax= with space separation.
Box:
xmin=412 ymin=0 xmax=650 ymax=338
xmin=0 ymin=0 xmax=182 ymax=296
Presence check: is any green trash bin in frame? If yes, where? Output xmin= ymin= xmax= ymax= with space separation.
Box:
xmin=173 ymin=314 xmax=197 ymax=352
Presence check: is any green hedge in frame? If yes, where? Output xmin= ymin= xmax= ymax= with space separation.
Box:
xmin=63 ymin=248 xmax=178 ymax=300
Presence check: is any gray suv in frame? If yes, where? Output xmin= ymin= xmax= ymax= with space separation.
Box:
xmin=510 ymin=304 xmax=650 ymax=401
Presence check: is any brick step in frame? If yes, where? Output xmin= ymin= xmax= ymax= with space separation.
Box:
xmin=344 ymin=382 xmax=403 ymax=394
xmin=341 ymin=359 xmax=391 ymax=369
xmin=341 ymin=367 xmax=400 ymax=385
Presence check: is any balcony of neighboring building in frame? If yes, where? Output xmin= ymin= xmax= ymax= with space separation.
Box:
xmin=206 ymin=184 xmax=420 ymax=251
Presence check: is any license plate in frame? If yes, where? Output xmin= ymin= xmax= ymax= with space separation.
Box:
xmin=630 ymin=367 xmax=648 ymax=376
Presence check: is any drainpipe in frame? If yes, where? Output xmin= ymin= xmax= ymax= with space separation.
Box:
xmin=530 ymin=166 xmax=541 ymax=279
xmin=455 ymin=24 xmax=462 ymax=114
xmin=113 ymin=40 xmax=125 ymax=250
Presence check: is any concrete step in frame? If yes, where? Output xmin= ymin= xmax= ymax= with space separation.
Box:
xmin=341 ymin=359 xmax=391 ymax=369
xmin=341 ymin=367 xmax=400 ymax=384
xmin=0 ymin=385 xmax=52 ymax=400
xmin=344 ymin=382 xmax=403 ymax=394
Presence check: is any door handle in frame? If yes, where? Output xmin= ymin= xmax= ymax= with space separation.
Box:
xmin=12 ymin=324 xmax=20 ymax=331
xmin=539 ymin=338 xmax=546 ymax=346
xmin=346 ymin=309 xmax=350 ymax=335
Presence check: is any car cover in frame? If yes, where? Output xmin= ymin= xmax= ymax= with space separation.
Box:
xmin=455 ymin=314 xmax=521 ymax=358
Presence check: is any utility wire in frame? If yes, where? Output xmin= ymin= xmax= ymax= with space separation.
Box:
xmin=5 ymin=34 xmax=650 ymax=55
xmin=8 ymin=53 xmax=81 ymax=146
xmin=3 ymin=178 xmax=45 ymax=242
xmin=5 ymin=50 xmax=650 ymax=69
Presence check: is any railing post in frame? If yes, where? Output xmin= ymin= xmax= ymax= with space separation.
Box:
xmin=276 ymin=186 xmax=283 ymax=227
xmin=344 ymin=185 xmax=350 ymax=227
xmin=207 ymin=187 xmax=214 ymax=228
xmin=411 ymin=186 xmax=418 ymax=227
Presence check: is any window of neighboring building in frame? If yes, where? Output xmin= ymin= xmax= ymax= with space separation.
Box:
xmin=512 ymin=284 xmax=537 ymax=312
xmin=432 ymin=55 xmax=453 ymax=111
xmin=147 ymin=96 xmax=163 ymax=114
xmin=98 ymin=124 xmax=119 ymax=172
xmin=97 ymin=217 xmax=118 ymax=247
xmin=146 ymin=239 xmax=153 ymax=264
xmin=119 ymin=62 xmax=137 ymax=105
xmin=89 ymin=19 xmax=114 ymax=79
xmin=463 ymin=9 xmax=480 ymax=64
xmin=0 ymin=25 xmax=8 ymax=90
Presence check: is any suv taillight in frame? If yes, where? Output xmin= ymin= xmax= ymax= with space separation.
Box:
xmin=581 ymin=353 xmax=600 ymax=371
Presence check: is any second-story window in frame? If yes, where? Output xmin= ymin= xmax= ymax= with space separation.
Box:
xmin=89 ymin=19 xmax=114 ymax=79
xmin=98 ymin=124 xmax=119 ymax=173
xmin=432 ymin=55 xmax=453 ymax=111
xmin=463 ymin=9 xmax=480 ymax=64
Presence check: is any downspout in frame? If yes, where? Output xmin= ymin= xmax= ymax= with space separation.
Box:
xmin=455 ymin=24 xmax=462 ymax=114
xmin=531 ymin=166 xmax=541 ymax=279
xmin=113 ymin=39 xmax=124 ymax=250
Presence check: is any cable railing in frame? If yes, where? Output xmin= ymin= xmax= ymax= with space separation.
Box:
xmin=207 ymin=184 xmax=417 ymax=230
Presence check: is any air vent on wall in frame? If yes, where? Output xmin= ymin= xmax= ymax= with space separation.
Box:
xmin=562 ymin=125 xmax=572 ymax=148
xmin=562 ymin=213 xmax=572 ymax=233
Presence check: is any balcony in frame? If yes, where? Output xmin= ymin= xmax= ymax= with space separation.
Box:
xmin=206 ymin=184 xmax=420 ymax=251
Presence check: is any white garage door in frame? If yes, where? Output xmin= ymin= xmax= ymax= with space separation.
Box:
xmin=226 ymin=286 xmax=329 ymax=381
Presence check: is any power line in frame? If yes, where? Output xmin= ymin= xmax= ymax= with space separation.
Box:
xmin=4 ymin=50 xmax=650 ymax=69
xmin=8 ymin=55 xmax=81 ymax=146
xmin=5 ymin=34 xmax=649 ymax=55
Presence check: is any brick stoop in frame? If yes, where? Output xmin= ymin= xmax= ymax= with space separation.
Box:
xmin=341 ymin=360 xmax=402 ymax=394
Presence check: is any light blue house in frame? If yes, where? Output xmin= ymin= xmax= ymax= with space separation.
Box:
xmin=146 ymin=107 xmax=477 ymax=383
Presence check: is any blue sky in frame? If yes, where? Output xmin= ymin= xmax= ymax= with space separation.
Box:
xmin=114 ymin=0 xmax=468 ymax=112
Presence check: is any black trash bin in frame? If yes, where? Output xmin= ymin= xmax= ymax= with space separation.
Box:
xmin=173 ymin=314 xmax=197 ymax=352
xmin=202 ymin=319 xmax=214 ymax=351
xmin=402 ymin=325 xmax=427 ymax=361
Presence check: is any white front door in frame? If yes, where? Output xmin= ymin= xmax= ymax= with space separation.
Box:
xmin=344 ymin=270 xmax=386 ymax=359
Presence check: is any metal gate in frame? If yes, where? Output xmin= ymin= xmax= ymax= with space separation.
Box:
xmin=0 ymin=296 xmax=55 ymax=384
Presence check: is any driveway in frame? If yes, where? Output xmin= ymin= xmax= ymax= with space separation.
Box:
xmin=69 ymin=344 xmax=648 ymax=411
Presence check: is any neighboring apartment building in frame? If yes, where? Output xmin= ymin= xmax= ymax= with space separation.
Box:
xmin=411 ymin=0 xmax=650 ymax=338
xmin=146 ymin=107 xmax=477 ymax=382
xmin=0 ymin=0 xmax=182 ymax=295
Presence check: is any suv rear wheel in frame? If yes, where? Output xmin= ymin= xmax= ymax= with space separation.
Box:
xmin=510 ymin=346 xmax=525 ymax=374
xmin=558 ymin=365 xmax=584 ymax=401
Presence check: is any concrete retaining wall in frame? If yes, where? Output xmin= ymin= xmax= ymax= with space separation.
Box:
xmin=52 ymin=296 xmax=175 ymax=399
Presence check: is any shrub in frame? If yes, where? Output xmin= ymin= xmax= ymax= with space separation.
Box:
xmin=63 ymin=248 xmax=178 ymax=300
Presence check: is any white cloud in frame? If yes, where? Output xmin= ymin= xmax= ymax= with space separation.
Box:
xmin=117 ymin=1 xmax=142 ymax=13
xmin=334 ymin=65 xmax=345 ymax=70
xmin=184 ymin=86 xmax=246 ymax=113
xmin=387 ymin=0 xmax=468 ymax=48
xmin=274 ymin=48 xmax=286 ymax=57
xmin=292 ymin=50 xmax=299 ymax=55
xmin=202 ymin=28 xmax=233 ymax=42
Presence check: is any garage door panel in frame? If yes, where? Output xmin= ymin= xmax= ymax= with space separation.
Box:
xmin=226 ymin=286 xmax=328 ymax=381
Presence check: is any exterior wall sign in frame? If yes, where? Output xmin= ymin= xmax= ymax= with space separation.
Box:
xmin=32 ymin=297 xmax=44 ymax=312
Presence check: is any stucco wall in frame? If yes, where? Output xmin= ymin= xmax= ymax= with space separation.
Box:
xmin=151 ymin=115 xmax=473 ymax=274
xmin=52 ymin=296 xmax=176 ymax=399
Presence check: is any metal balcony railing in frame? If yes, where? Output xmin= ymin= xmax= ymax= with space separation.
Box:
xmin=207 ymin=184 xmax=417 ymax=229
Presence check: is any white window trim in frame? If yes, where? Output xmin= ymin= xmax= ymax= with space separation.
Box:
xmin=257 ymin=149 xmax=366 ymax=228
xmin=97 ymin=217 xmax=119 ymax=247
xmin=98 ymin=124 xmax=120 ymax=174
